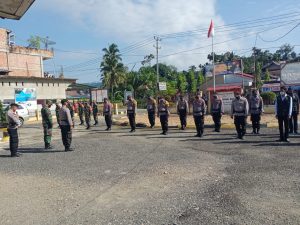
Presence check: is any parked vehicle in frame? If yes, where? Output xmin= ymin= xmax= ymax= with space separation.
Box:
xmin=4 ymin=104 xmax=30 ymax=126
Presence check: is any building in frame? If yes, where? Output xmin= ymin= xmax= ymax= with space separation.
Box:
xmin=262 ymin=61 xmax=286 ymax=79
xmin=0 ymin=28 xmax=76 ymax=109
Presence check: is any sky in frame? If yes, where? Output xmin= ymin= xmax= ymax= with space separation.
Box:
xmin=1 ymin=0 xmax=300 ymax=83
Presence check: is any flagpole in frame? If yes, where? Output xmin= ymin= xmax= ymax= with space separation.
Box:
xmin=212 ymin=36 xmax=215 ymax=93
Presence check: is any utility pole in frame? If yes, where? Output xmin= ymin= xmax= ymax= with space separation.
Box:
xmin=154 ymin=36 xmax=161 ymax=90
xmin=253 ymin=48 xmax=257 ymax=88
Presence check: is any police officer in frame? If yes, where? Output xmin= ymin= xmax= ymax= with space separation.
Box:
xmin=249 ymin=89 xmax=264 ymax=134
xmin=78 ymin=102 xmax=84 ymax=125
xmin=6 ymin=103 xmax=21 ymax=157
xmin=147 ymin=96 xmax=157 ymax=128
xmin=55 ymin=102 xmax=61 ymax=126
xmin=126 ymin=95 xmax=137 ymax=132
xmin=231 ymin=91 xmax=249 ymax=140
xmin=275 ymin=86 xmax=292 ymax=142
xmin=92 ymin=100 xmax=99 ymax=125
xmin=177 ymin=95 xmax=189 ymax=130
xmin=211 ymin=93 xmax=224 ymax=132
xmin=41 ymin=100 xmax=53 ymax=149
xmin=193 ymin=95 xmax=206 ymax=137
xmin=103 ymin=98 xmax=113 ymax=131
xmin=84 ymin=102 xmax=92 ymax=130
xmin=157 ymin=97 xmax=170 ymax=135
xmin=59 ymin=99 xmax=74 ymax=151
xmin=67 ymin=100 xmax=75 ymax=126
xmin=287 ymin=88 xmax=299 ymax=134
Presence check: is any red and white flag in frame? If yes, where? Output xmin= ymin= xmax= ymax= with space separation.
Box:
xmin=207 ymin=19 xmax=214 ymax=38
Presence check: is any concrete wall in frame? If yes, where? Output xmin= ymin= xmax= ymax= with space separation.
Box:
xmin=0 ymin=78 xmax=71 ymax=102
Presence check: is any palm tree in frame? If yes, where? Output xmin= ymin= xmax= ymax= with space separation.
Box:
xmin=100 ymin=44 xmax=125 ymax=100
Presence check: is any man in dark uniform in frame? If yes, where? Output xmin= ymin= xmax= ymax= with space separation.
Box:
xmin=103 ymin=98 xmax=113 ymax=131
xmin=231 ymin=91 xmax=249 ymax=140
xmin=193 ymin=95 xmax=206 ymax=137
xmin=287 ymin=87 xmax=299 ymax=134
xmin=67 ymin=101 xmax=75 ymax=127
xmin=126 ymin=95 xmax=137 ymax=132
xmin=211 ymin=93 xmax=224 ymax=132
xmin=55 ymin=103 xmax=61 ymax=127
xmin=177 ymin=95 xmax=189 ymax=130
xmin=78 ymin=102 xmax=84 ymax=125
xmin=59 ymin=99 xmax=74 ymax=151
xmin=41 ymin=100 xmax=53 ymax=149
xmin=147 ymin=96 xmax=157 ymax=128
xmin=84 ymin=102 xmax=92 ymax=130
xmin=6 ymin=103 xmax=21 ymax=157
xmin=249 ymin=89 xmax=264 ymax=134
xmin=275 ymin=86 xmax=292 ymax=142
xmin=92 ymin=100 xmax=99 ymax=125
xmin=157 ymin=97 xmax=170 ymax=135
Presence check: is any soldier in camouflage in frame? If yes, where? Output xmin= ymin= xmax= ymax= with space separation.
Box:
xmin=41 ymin=100 xmax=53 ymax=149
xmin=84 ymin=102 xmax=92 ymax=130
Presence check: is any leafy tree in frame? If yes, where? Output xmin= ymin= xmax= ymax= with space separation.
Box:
xmin=0 ymin=100 xmax=6 ymax=126
xmin=100 ymin=44 xmax=126 ymax=99
xmin=186 ymin=70 xmax=197 ymax=94
xmin=264 ymin=69 xmax=271 ymax=82
xmin=197 ymin=71 xmax=205 ymax=87
xmin=255 ymin=62 xmax=263 ymax=89
xmin=261 ymin=92 xmax=276 ymax=105
xmin=177 ymin=72 xmax=187 ymax=93
xmin=27 ymin=35 xmax=41 ymax=49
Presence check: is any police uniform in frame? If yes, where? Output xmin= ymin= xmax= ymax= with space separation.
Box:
xmin=211 ymin=96 xmax=224 ymax=132
xmin=177 ymin=98 xmax=188 ymax=130
xmin=92 ymin=102 xmax=99 ymax=125
xmin=84 ymin=104 xmax=92 ymax=129
xmin=157 ymin=99 xmax=170 ymax=135
xmin=288 ymin=92 xmax=299 ymax=134
xmin=103 ymin=101 xmax=113 ymax=130
xmin=275 ymin=94 xmax=292 ymax=142
xmin=193 ymin=98 xmax=206 ymax=137
xmin=78 ymin=103 xmax=84 ymax=125
xmin=127 ymin=100 xmax=137 ymax=132
xmin=147 ymin=98 xmax=157 ymax=128
xmin=249 ymin=94 xmax=263 ymax=134
xmin=59 ymin=104 xmax=73 ymax=151
xmin=6 ymin=108 xmax=21 ymax=157
xmin=231 ymin=96 xmax=249 ymax=139
xmin=41 ymin=101 xmax=53 ymax=149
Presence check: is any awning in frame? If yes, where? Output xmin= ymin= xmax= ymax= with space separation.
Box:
xmin=207 ymin=85 xmax=241 ymax=92
xmin=0 ymin=0 xmax=35 ymax=20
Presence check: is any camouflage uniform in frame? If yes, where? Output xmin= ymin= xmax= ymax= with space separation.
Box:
xmin=84 ymin=104 xmax=92 ymax=129
xmin=92 ymin=102 xmax=99 ymax=125
xmin=78 ymin=103 xmax=84 ymax=125
xmin=41 ymin=101 xmax=53 ymax=149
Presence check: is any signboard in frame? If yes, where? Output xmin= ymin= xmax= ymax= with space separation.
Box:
xmin=158 ymin=82 xmax=167 ymax=91
xmin=15 ymin=88 xmax=37 ymax=110
xmin=281 ymin=62 xmax=300 ymax=85
xmin=91 ymin=89 xmax=108 ymax=103
xmin=66 ymin=89 xmax=90 ymax=99
xmin=217 ymin=91 xmax=235 ymax=113
xmin=205 ymin=60 xmax=242 ymax=77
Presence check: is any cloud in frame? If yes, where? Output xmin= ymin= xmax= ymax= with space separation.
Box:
xmin=38 ymin=0 xmax=241 ymax=71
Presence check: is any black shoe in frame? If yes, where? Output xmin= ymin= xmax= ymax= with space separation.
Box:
xmin=276 ymin=139 xmax=284 ymax=142
xmin=194 ymin=134 xmax=199 ymax=137
xmin=215 ymin=130 xmax=220 ymax=133
xmin=130 ymin=129 xmax=136 ymax=133
xmin=11 ymin=153 xmax=21 ymax=157
xmin=65 ymin=148 xmax=74 ymax=152
xmin=150 ymin=125 xmax=154 ymax=128
xmin=86 ymin=127 xmax=90 ymax=130
xmin=45 ymin=145 xmax=53 ymax=150
xmin=284 ymin=139 xmax=290 ymax=143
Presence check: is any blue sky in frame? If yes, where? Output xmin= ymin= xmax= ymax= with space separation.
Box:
xmin=1 ymin=0 xmax=300 ymax=83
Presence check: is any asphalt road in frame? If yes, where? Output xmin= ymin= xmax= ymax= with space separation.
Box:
xmin=0 ymin=121 xmax=300 ymax=225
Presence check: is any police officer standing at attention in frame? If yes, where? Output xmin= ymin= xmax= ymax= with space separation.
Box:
xmin=211 ymin=93 xmax=224 ymax=132
xmin=55 ymin=102 xmax=61 ymax=127
xmin=6 ymin=103 xmax=21 ymax=157
xmin=92 ymin=100 xmax=99 ymax=125
xmin=59 ymin=99 xmax=74 ymax=151
xmin=231 ymin=91 xmax=249 ymax=140
xmin=84 ymin=102 xmax=92 ymax=130
xmin=157 ymin=97 xmax=170 ymax=135
xmin=41 ymin=100 xmax=53 ymax=149
xmin=78 ymin=102 xmax=84 ymax=125
xmin=275 ymin=86 xmax=292 ymax=142
xmin=103 ymin=98 xmax=113 ymax=131
xmin=147 ymin=96 xmax=157 ymax=128
xmin=177 ymin=95 xmax=189 ymax=130
xmin=249 ymin=89 xmax=264 ymax=134
xmin=193 ymin=95 xmax=206 ymax=137
xmin=287 ymin=87 xmax=299 ymax=134
xmin=126 ymin=95 xmax=137 ymax=132
xmin=67 ymin=100 xmax=75 ymax=127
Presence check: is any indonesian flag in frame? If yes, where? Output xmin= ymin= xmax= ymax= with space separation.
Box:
xmin=207 ymin=19 xmax=214 ymax=38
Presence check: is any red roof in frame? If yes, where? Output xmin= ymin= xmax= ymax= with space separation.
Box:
xmin=207 ymin=85 xmax=241 ymax=91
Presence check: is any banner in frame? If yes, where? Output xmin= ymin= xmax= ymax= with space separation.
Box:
xmin=205 ymin=60 xmax=242 ymax=77
xmin=91 ymin=89 xmax=108 ymax=103
xmin=15 ymin=88 xmax=37 ymax=110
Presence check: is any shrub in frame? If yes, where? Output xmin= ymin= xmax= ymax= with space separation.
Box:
xmin=261 ymin=91 xmax=276 ymax=105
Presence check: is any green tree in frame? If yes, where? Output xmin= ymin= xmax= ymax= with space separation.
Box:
xmin=177 ymin=72 xmax=187 ymax=93
xmin=186 ymin=70 xmax=197 ymax=94
xmin=197 ymin=72 xmax=205 ymax=87
xmin=255 ymin=62 xmax=263 ymax=88
xmin=264 ymin=69 xmax=271 ymax=82
xmin=27 ymin=35 xmax=41 ymax=49
xmin=100 ymin=43 xmax=126 ymax=99
xmin=0 ymin=100 xmax=6 ymax=126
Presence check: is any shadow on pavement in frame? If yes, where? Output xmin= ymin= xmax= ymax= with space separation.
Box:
xmin=18 ymin=148 xmax=64 ymax=153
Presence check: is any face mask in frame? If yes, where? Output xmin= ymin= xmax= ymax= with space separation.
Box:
xmin=235 ymin=95 xmax=240 ymax=99
xmin=280 ymin=91 xmax=285 ymax=96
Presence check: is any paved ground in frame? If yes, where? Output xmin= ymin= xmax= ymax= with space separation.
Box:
xmin=0 ymin=119 xmax=300 ymax=225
